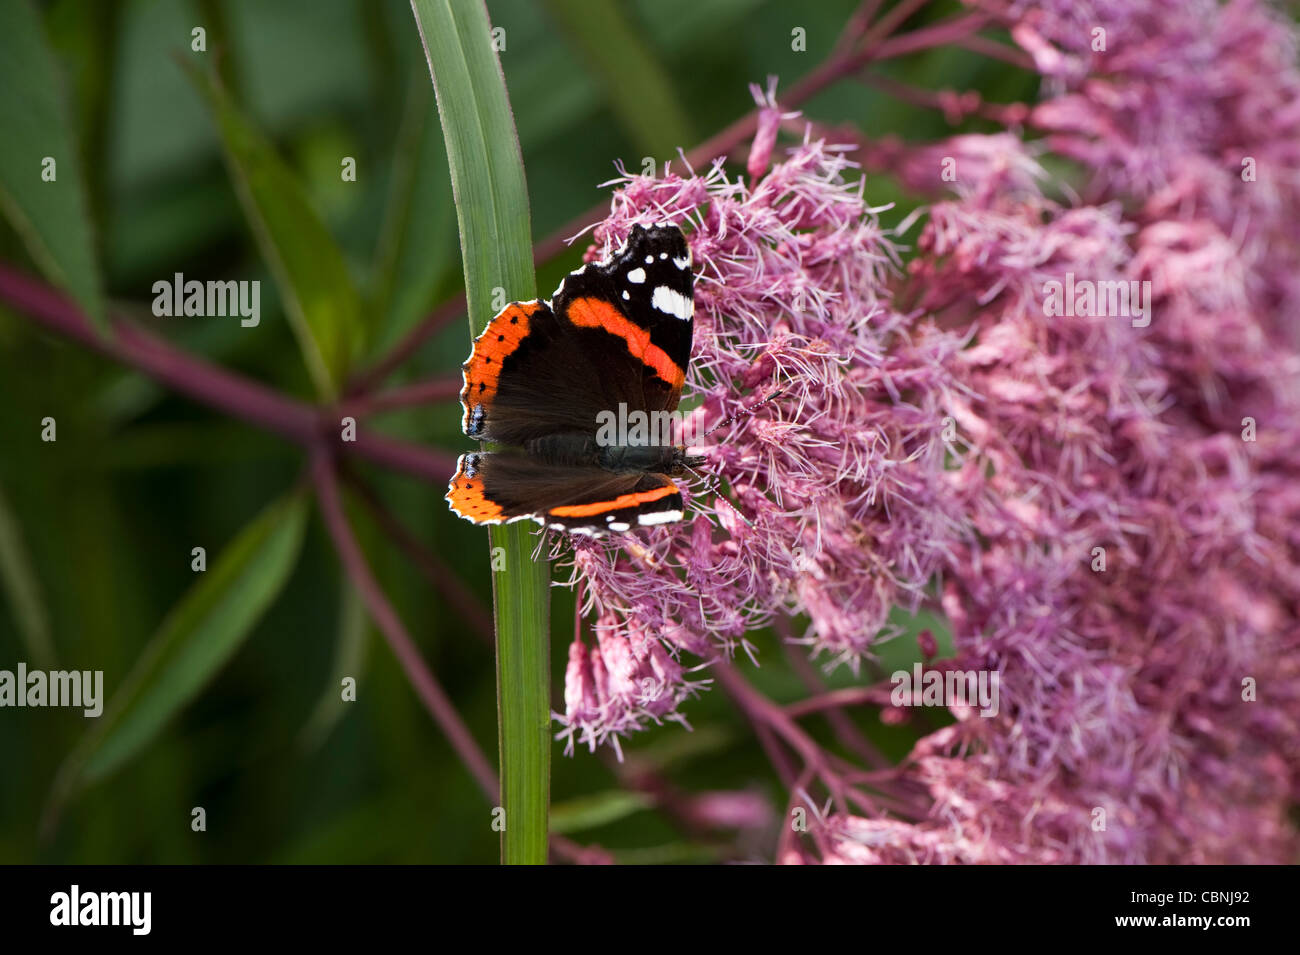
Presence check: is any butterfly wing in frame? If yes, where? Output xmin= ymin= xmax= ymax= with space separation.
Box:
xmin=446 ymin=451 xmax=683 ymax=533
xmin=458 ymin=224 xmax=695 ymax=446
xmin=551 ymin=223 xmax=694 ymax=414
xmin=459 ymin=300 xmax=643 ymax=445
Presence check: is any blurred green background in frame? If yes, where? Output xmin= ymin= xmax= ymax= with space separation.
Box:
xmin=0 ymin=0 xmax=1030 ymax=863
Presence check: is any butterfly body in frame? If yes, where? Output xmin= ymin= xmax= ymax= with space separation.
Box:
xmin=446 ymin=224 xmax=697 ymax=535
xmin=521 ymin=432 xmax=700 ymax=476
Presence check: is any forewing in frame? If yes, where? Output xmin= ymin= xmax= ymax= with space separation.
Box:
xmin=552 ymin=223 xmax=694 ymax=413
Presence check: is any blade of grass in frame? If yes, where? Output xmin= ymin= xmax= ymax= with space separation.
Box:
xmin=409 ymin=0 xmax=551 ymax=865
xmin=0 ymin=0 xmax=104 ymax=333
xmin=42 ymin=492 xmax=309 ymax=835
xmin=181 ymin=60 xmax=361 ymax=399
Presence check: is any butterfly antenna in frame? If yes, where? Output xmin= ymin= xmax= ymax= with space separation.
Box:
xmin=699 ymin=385 xmax=788 ymax=440
xmin=683 ymin=461 xmax=755 ymax=531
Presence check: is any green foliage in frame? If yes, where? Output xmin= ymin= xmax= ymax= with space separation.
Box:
xmin=551 ymin=790 xmax=653 ymax=834
xmin=44 ymin=493 xmax=308 ymax=829
xmin=541 ymin=0 xmax=693 ymax=157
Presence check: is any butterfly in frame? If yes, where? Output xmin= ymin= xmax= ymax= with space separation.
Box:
xmin=446 ymin=223 xmax=702 ymax=535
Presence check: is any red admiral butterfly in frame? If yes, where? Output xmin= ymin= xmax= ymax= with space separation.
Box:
xmin=446 ymin=223 xmax=702 ymax=535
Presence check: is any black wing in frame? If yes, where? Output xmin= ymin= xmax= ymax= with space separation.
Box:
xmin=458 ymin=224 xmax=695 ymax=447
xmin=459 ymin=299 xmax=644 ymax=446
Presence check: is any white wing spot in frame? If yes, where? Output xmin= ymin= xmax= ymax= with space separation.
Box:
xmin=651 ymin=286 xmax=692 ymax=321
xmin=609 ymin=521 xmax=631 ymax=532
xmin=673 ymin=255 xmax=691 ymax=270
xmin=627 ymin=267 xmax=646 ymax=284
xmin=622 ymin=290 xmax=630 ymax=300
xmin=644 ymin=255 xmax=654 ymax=264
xmin=659 ymin=252 xmax=668 ymax=259
xmin=638 ymin=509 xmax=682 ymax=526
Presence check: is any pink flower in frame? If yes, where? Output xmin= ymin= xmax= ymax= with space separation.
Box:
xmin=558 ymin=611 xmax=709 ymax=758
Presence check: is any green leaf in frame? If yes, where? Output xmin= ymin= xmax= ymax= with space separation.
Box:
xmin=44 ymin=493 xmax=308 ymax=829
xmin=541 ymin=0 xmax=693 ymax=157
xmin=181 ymin=61 xmax=361 ymax=398
xmin=410 ymin=0 xmax=551 ymax=865
xmin=550 ymin=790 xmax=654 ymax=834
xmin=0 ymin=479 xmax=55 ymax=667
xmin=0 ymin=0 xmax=104 ymax=331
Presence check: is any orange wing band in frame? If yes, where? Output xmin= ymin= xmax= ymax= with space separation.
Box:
xmin=549 ymin=482 xmax=678 ymax=518
xmin=566 ymin=297 xmax=685 ymax=392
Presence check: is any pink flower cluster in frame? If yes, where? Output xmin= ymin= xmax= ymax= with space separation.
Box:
xmin=556 ymin=2 xmax=1300 ymax=863
xmin=556 ymin=86 xmax=967 ymax=752
xmin=814 ymin=0 xmax=1300 ymax=864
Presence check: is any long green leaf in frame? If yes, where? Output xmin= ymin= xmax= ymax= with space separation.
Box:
xmin=182 ymin=61 xmax=361 ymax=398
xmin=410 ymin=0 xmax=551 ymax=865
xmin=44 ymin=493 xmax=309 ymax=829
xmin=0 ymin=0 xmax=104 ymax=332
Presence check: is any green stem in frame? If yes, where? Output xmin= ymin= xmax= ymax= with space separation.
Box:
xmin=409 ymin=0 xmax=551 ymax=864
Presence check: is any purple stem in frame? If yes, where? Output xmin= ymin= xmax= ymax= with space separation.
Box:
xmin=340 ymin=376 xmax=462 ymax=419
xmin=784 ymin=685 xmax=894 ymax=717
xmin=346 ymin=295 xmax=466 ymax=396
xmin=714 ymin=663 xmax=848 ymax=810
xmin=779 ymin=636 xmax=890 ymax=768
xmin=0 ymin=264 xmax=458 ymax=482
